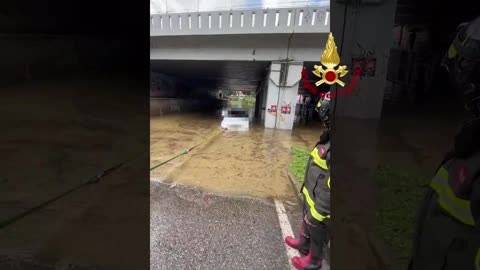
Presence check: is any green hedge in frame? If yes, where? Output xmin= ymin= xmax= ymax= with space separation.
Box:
xmin=229 ymin=95 xmax=256 ymax=107
xmin=289 ymin=146 xmax=310 ymax=183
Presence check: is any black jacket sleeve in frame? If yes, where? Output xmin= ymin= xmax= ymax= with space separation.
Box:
xmin=470 ymin=176 xmax=480 ymax=229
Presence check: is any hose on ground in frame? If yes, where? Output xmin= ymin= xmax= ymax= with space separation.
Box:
xmin=150 ymin=128 xmax=225 ymax=172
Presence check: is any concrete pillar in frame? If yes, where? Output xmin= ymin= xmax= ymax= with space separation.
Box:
xmin=259 ymin=71 xmax=270 ymax=123
xmin=264 ymin=61 xmax=303 ymax=130
xmin=331 ymin=0 xmax=398 ymax=119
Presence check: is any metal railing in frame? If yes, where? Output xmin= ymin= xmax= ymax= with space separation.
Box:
xmin=150 ymin=7 xmax=329 ymax=36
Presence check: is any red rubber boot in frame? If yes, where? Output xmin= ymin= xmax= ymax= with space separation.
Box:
xmin=291 ymin=250 xmax=322 ymax=270
xmin=284 ymin=227 xmax=309 ymax=255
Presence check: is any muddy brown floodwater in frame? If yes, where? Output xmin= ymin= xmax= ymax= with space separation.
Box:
xmin=150 ymin=113 xmax=323 ymax=201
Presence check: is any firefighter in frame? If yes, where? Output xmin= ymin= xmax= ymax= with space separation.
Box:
xmin=409 ymin=16 xmax=480 ymax=270
xmin=284 ymin=92 xmax=331 ymax=270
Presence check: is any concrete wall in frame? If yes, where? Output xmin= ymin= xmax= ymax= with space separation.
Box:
xmin=150 ymin=98 xmax=189 ymax=116
xmin=151 ymin=33 xmax=328 ymax=62
xmin=150 ymin=71 xmax=223 ymax=115
xmin=150 ymin=97 xmax=224 ymax=116
xmin=150 ymin=72 xmax=191 ymax=97
xmin=330 ymin=0 xmax=397 ymax=119
xmin=150 ymin=71 xmax=220 ymax=98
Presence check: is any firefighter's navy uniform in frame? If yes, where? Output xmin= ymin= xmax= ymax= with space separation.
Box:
xmin=301 ymin=136 xmax=331 ymax=261
xmin=286 ymin=94 xmax=331 ymax=270
xmin=285 ymin=130 xmax=331 ymax=270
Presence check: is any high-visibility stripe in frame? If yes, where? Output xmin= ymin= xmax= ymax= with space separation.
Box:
xmin=311 ymin=148 xmax=328 ymax=170
xmin=302 ymin=187 xmax=330 ymax=222
xmin=475 ymin=248 xmax=480 ymax=270
xmin=448 ymin=44 xmax=457 ymax=59
xmin=327 ymin=177 xmax=330 ymax=189
xmin=430 ymin=167 xmax=474 ymax=226
xmin=432 ymin=167 xmax=470 ymax=209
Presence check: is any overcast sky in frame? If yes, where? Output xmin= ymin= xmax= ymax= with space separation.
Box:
xmin=150 ymin=0 xmax=329 ymax=14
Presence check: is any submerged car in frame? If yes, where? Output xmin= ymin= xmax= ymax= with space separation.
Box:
xmin=221 ymin=108 xmax=250 ymax=131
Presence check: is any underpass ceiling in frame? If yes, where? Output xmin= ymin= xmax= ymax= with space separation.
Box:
xmin=150 ymin=60 xmax=270 ymax=91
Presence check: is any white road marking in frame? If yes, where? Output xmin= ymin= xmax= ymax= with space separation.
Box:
xmin=274 ymin=199 xmax=300 ymax=270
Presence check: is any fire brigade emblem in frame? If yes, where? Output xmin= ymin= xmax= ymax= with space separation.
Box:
xmin=313 ymin=33 xmax=348 ymax=87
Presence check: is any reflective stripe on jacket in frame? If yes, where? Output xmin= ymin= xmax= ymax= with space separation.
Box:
xmin=430 ymin=166 xmax=475 ymax=226
xmin=302 ymin=141 xmax=330 ymax=222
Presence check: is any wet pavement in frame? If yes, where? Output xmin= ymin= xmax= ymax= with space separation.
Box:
xmin=150 ymin=181 xmax=305 ymax=270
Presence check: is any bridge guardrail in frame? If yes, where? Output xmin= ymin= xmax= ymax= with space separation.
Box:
xmin=150 ymin=7 xmax=329 ymax=36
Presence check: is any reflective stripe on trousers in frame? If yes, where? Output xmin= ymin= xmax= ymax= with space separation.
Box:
xmin=302 ymin=187 xmax=330 ymax=222
xmin=311 ymin=147 xmax=328 ymax=170
xmin=430 ymin=167 xmax=474 ymax=226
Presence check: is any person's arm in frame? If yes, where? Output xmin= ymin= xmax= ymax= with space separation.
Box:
xmin=305 ymin=168 xmax=330 ymax=225
xmin=300 ymin=157 xmax=313 ymax=193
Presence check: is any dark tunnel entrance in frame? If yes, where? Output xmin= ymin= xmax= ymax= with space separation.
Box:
xmin=150 ymin=60 xmax=271 ymax=122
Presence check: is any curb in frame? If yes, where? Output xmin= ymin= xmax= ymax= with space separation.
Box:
xmin=286 ymin=170 xmax=303 ymax=202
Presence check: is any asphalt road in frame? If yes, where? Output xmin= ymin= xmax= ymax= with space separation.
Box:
xmin=150 ymin=181 xmax=319 ymax=270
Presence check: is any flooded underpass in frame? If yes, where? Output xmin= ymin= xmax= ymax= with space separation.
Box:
xmin=150 ymin=111 xmax=322 ymax=201
xmin=149 ymin=59 xmax=332 ymax=269
xmin=149 ymin=110 xmax=331 ymax=269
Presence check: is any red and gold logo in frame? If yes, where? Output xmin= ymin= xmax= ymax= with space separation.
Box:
xmin=313 ymin=33 xmax=349 ymax=87
xmin=301 ymin=32 xmax=360 ymax=99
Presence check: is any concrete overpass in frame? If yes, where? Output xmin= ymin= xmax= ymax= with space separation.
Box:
xmin=151 ymin=7 xmax=331 ymax=130
xmin=150 ymin=7 xmax=330 ymax=62
xmin=150 ymin=2 xmax=397 ymax=130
